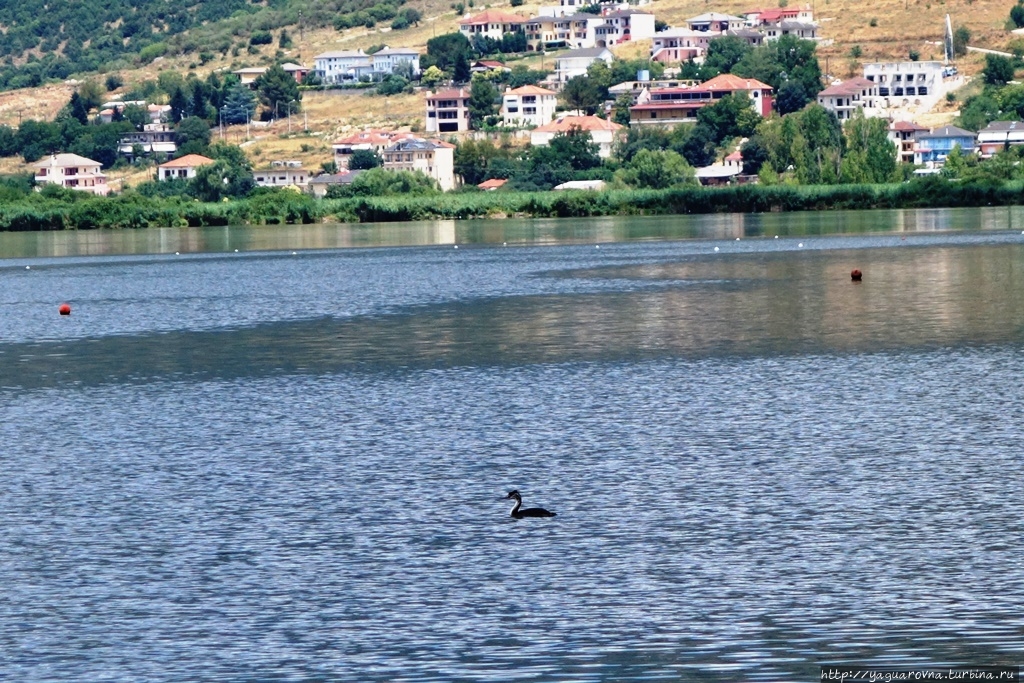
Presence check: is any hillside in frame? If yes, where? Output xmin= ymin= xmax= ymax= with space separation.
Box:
xmin=0 ymin=0 xmax=1015 ymax=175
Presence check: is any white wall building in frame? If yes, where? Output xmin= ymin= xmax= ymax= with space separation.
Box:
xmin=314 ymin=50 xmax=374 ymax=83
xmin=502 ymin=85 xmax=558 ymax=128
xmin=381 ymin=138 xmax=457 ymax=191
xmin=372 ymin=47 xmax=421 ymax=77
xmin=816 ymin=77 xmax=880 ymax=121
xmin=32 ymin=153 xmax=111 ymax=195
xmin=862 ymin=61 xmax=962 ymax=114
xmin=554 ymin=47 xmax=614 ymax=84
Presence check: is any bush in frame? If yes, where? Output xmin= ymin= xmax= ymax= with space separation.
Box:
xmin=249 ymin=31 xmax=273 ymax=46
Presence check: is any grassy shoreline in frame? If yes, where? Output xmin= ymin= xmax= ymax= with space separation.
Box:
xmin=2 ymin=178 xmax=1023 ymax=231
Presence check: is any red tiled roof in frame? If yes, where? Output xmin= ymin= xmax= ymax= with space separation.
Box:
xmin=507 ymin=85 xmax=556 ymax=96
xmin=818 ymin=77 xmax=875 ymax=97
xmin=428 ymin=88 xmax=470 ymax=101
xmin=477 ymin=178 xmax=508 ymax=189
xmin=458 ymin=10 xmax=526 ymax=25
xmin=159 ymin=154 xmax=215 ymax=168
xmin=534 ymin=115 xmax=624 ymax=133
xmin=699 ymin=73 xmax=773 ymax=92
xmin=890 ymin=120 xmax=929 ymax=131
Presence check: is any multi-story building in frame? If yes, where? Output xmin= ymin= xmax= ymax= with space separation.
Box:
xmin=458 ymin=10 xmax=527 ymax=42
xmin=313 ymin=50 xmax=374 ymax=83
xmin=595 ymin=9 xmax=656 ymax=47
xmin=685 ymin=12 xmax=746 ymax=32
xmin=502 ymin=85 xmax=558 ymax=128
xmin=862 ymin=61 xmax=957 ymax=113
xmin=554 ymin=47 xmax=614 ymax=84
xmin=425 ymin=88 xmax=472 ymax=133
xmin=816 ymin=77 xmax=879 ymax=121
xmin=381 ymin=138 xmax=456 ymax=191
xmin=371 ymin=48 xmax=421 ymax=77
xmin=630 ymin=74 xmax=773 ymax=125
xmin=744 ymin=5 xmax=815 ymax=26
xmin=253 ymin=161 xmax=311 ymax=189
xmin=332 ymin=130 xmax=417 ymax=169
xmin=762 ymin=20 xmax=818 ymax=41
xmin=118 ymin=123 xmax=177 ymax=161
xmin=525 ymin=15 xmax=575 ymax=51
xmin=888 ymin=120 xmax=929 ymax=164
xmin=976 ymin=120 xmax=1024 ymax=158
xmin=650 ymin=27 xmax=715 ymax=63
xmin=530 ymin=115 xmax=624 ymax=158
xmin=914 ymin=125 xmax=977 ymax=166
xmin=33 ymin=153 xmax=111 ymax=195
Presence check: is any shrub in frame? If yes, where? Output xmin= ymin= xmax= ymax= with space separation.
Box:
xmin=249 ymin=31 xmax=273 ymax=46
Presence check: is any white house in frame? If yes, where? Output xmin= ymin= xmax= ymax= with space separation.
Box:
xmin=650 ymin=28 xmax=715 ymax=63
xmin=530 ymin=115 xmax=624 ymax=158
xmin=976 ymin=120 xmax=1024 ymax=158
xmin=458 ymin=10 xmax=527 ymax=42
xmin=254 ymin=161 xmax=311 ymax=188
xmin=816 ymin=77 xmax=880 ymax=121
xmin=372 ymin=47 xmax=421 ymax=77
xmin=118 ymin=123 xmax=176 ymax=160
xmin=157 ymin=154 xmax=215 ymax=181
xmin=554 ymin=47 xmax=614 ymax=84
xmin=332 ymin=129 xmax=417 ymax=169
xmin=313 ymin=50 xmax=374 ymax=83
xmin=502 ymin=85 xmax=558 ymax=128
xmin=862 ymin=61 xmax=961 ymax=114
xmin=685 ymin=12 xmax=746 ymax=32
xmin=381 ymin=138 xmax=457 ymax=191
xmin=595 ymin=9 xmax=656 ymax=47
xmin=763 ymin=20 xmax=819 ymax=41
xmin=32 ymin=153 xmax=111 ymax=195
xmin=425 ymin=88 xmax=472 ymax=133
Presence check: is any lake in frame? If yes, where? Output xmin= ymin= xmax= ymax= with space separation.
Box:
xmin=2 ymin=208 xmax=1023 ymax=682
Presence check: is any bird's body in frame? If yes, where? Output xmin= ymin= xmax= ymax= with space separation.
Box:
xmin=506 ymin=490 xmax=556 ymax=519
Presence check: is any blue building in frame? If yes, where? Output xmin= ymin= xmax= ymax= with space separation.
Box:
xmin=914 ymin=125 xmax=977 ymax=166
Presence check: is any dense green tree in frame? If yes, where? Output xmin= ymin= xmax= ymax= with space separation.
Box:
xmin=957 ymin=93 xmax=1001 ymax=131
xmin=703 ymin=36 xmax=753 ymax=74
xmin=328 ymin=167 xmax=439 ymax=197
xmin=562 ymin=75 xmax=604 ymax=115
xmin=734 ymin=35 xmax=822 ymax=99
xmin=697 ymin=93 xmax=761 ymax=143
xmin=982 ymin=54 xmax=1015 ymax=86
xmin=454 ymin=138 xmax=512 ymax=185
xmin=615 ymin=125 xmax=671 ymax=164
xmin=676 ymin=123 xmax=717 ymax=168
xmin=175 ymin=117 xmax=212 ymax=155
xmin=953 ymin=25 xmax=971 ymax=58
xmin=67 ymin=92 xmax=90 ymax=125
xmin=839 ymin=110 xmax=896 ymax=184
xmin=614 ymin=149 xmax=695 ymax=189
xmin=739 ymin=137 xmax=769 ymax=175
xmin=468 ymin=76 xmax=499 ymax=128
xmin=531 ymin=126 xmax=602 ymax=173
xmin=221 ymin=83 xmax=257 ymax=125
xmin=349 ymin=149 xmax=383 ymax=170
xmin=775 ymin=80 xmax=810 ymax=115
xmin=15 ymin=119 xmax=62 ymax=162
xmin=254 ymin=63 xmax=301 ymax=117
xmin=424 ymin=33 xmax=474 ymax=78
xmin=191 ymin=159 xmax=254 ymax=201
xmin=507 ymin=64 xmax=549 ymax=88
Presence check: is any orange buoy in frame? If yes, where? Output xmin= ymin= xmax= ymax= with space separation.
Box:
xmin=850 ymin=269 xmax=863 ymax=282
xmin=58 ymin=303 xmax=71 ymax=315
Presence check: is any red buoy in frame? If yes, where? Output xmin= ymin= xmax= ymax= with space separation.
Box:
xmin=850 ymin=269 xmax=863 ymax=282
xmin=58 ymin=303 xmax=71 ymax=315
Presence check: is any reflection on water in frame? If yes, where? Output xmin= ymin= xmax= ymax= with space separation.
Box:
xmin=3 ymin=206 xmax=1024 ymax=258
xmin=2 ymin=215 xmax=1024 ymax=682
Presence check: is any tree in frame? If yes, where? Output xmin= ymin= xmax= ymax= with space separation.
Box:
xmin=67 ymin=92 xmax=90 ymax=125
xmin=349 ymin=149 xmax=383 ymax=170
xmin=424 ymin=33 xmax=474 ymax=77
xmin=221 ymin=83 xmax=257 ymax=125
xmin=840 ymin=110 xmax=896 ymax=184
xmin=254 ymin=64 xmax=301 ymax=117
xmin=703 ymin=36 xmax=753 ymax=74
xmin=953 ymin=25 xmax=970 ymax=58
xmin=421 ymin=66 xmax=446 ymax=88
xmin=191 ymin=159 xmax=255 ymax=201
xmin=533 ymin=125 xmax=602 ymax=171
xmin=983 ymin=54 xmax=1015 ymax=86
xmin=169 ymin=86 xmax=190 ymax=124
xmin=454 ymin=138 xmax=509 ymax=185
xmin=775 ymin=80 xmax=809 ymax=115
xmin=696 ymin=93 xmax=761 ymax=143
xmin=176 ymin=117 xmax=212 ymax=155
xmin=612 ymin=92 xmax=633 ymax=126
xmin=740 ymin=137 xmax=769 ymax=175
xmin=469 ymin=76 xmax=499 ymax=127
xmin=562 ymin=75 xmax=604 ymax=115
xmin=615 ymin=149 xmax=695 ymax=189
xmin=1013 ymin=3 xmax=1024 ymax=29
xmin=734 ymin=35 xmax=822 ymax=99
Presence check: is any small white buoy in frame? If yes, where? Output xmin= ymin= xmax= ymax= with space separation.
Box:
xmin=292 ymin=251 xmax=297 ymax=255
xmin=25 ymin=265 xmax=30 ymax=270
xmin=175 ymin=251 xmax=179 ymax=255
xmin=234 ymin=249 xmax=239 ymax=253
xmin=798 ymin=243 xmax=804 ymax=248
xmin=774 ymin=235 xmax=779 ymax=239
xmin=595 ymin=245 xmax=600 ymax=249
xmin=503 ymin=242 xmax=507 ymax=246
xmin=714 ymin=246 xmax=720 ymax=252
xmin=735 ymin=237 xmax=740 ymax=241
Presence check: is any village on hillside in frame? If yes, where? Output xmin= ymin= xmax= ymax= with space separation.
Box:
xmin=25 ymin=0 xmax=1015 ymax=196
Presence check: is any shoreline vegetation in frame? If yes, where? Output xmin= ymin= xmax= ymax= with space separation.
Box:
xmin=1 ymin=177 xmax=1023 ymax=231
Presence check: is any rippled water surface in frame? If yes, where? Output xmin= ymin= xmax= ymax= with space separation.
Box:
xmin=2 ymin=211 xmax=1024 ymax=682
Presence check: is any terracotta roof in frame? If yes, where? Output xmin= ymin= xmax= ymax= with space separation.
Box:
xmin=534 ymin=115 xmax=624 ymax=133
xmin=428 ymin=88 xmax=470 ymax=101
xmin=507 ymin=85 xmax=556 ymax=96
xmin=725 ymin=150 xmax=743 ymax=161
xmin=818 ymin=77 xmax=875 ymax=97
xmin=890 ymin=120 xmax=929 ymax=132
xmin=159 ymin=154 xmax=216 ymax=169
xmin=477 ymin=178 xmax=508 ymax=189
xmin=458 ymin=10 xmax=526 ymax=25
xmin=699 ymin=73 xmax=773 ymax=92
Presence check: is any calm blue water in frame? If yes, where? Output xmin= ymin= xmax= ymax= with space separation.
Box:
xmin=2 ymin=211 xmax=1024 ymax=681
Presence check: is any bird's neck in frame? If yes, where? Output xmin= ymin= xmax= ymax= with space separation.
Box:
xmin=509 ymin=498 xmax=521 ymax=516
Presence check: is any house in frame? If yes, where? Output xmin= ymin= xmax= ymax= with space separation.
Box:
xmin=425 ymin=88 xmax=472 ymax=133
xmin=914 ymin=125 xmax=977 ymax=166
xmin=976 ymin=120 xmax=1024 ymax=158
xmin=744 ymin=5 xmax=814 ymax=26
xmin=685 ymin=12 xmax=746 ymax=32
xmin=307 ymin=170 xmax=364 ymax=197
xmin=472 ymin=60 xmax=511 ymax=73
xmin=332 ymin=129 xmax=416 ymax=169
xmin=525 ymin=15 xmax=574 ymax=51
xmin=595 ymin=9 xmax=657 ymax=47
xmin=650 ymin=27 xmax=715 ymax=63
xmin=148 ymin=104 xmax=171 ymax=123
xmin=32 ymin=153 xmax=111 ymax=195
xmin=234 ymin=63 xmax=310 ymax=86
xmin=381 ymin=138 xmax=457 ymax=191
xmin=313 ymin=50 xmax=374 ymax=83
xmin=554 ymin=47 xmax=614 ymax=84
xmin=118 ymin=123 xmax=177 ymax=160
xmin=98 ymin=100 xmax=148 ymax=124
xmin=862 ymin=61 xmax=960 ymax=114
xmin=458 ymin=10 xmax=527 ymax=42
xmin=478 ymin=178 xmax=508 ymax=190
xmin=254 ymin=161 xmax=311 ymax=188
xmin=530 ymin=115 xmax=624 ymax=158
xmin=695 ymin=163 xmax=742 ymax=185
xmin=371 ymin=48 xmax=421 ymax=77
xmin=502 ymin=85 xmax=558 ymax=128
xmin=816 ymin=77 xmax=879 ymax=121
xmin=630 ymin=74 xmax=773 ymax=126
xmin=763 ymin=20 xmax=818 ymax=41
xmin=889 ymin=120 xmax=929 ymax=164
xmin=725 ymin=28 xmax=766 ymax=47
xmin=157 ymin=154 xmax=216 ymax=181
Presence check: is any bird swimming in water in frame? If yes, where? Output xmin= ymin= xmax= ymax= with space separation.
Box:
xmin=506 ymin=490 xmax=556 ymax=519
